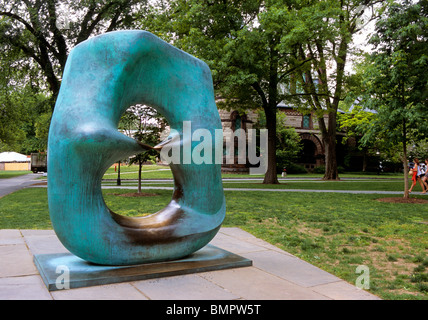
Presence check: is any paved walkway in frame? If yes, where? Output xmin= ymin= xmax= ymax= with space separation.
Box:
xmin=101 ymin=185 xmax=419 ymax=195
xmin=0 ymin=173 xmax=40 ymax=198
xmin=0 ymin=228 xmax=380 ymax=300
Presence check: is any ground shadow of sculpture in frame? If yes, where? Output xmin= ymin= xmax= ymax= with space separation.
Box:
xmin=47 ymin=30 xmax=226 ymax=266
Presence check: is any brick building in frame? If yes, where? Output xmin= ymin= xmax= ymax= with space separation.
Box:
xmin=218 ymin=104 xmax=347 ymax=173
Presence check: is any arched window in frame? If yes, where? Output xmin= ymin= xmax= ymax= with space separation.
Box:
xmin=230 ymin=111 xmax=247 ymax=132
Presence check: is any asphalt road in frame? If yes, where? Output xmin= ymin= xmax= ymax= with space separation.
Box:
xmin=0 ymin=173 xmax=41 ymax=198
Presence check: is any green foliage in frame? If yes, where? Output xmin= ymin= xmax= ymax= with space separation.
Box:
xmin=0 ymin=47 xmax=26 ymax=150
xmin=408 ymin=139 xmax=428 ymax=161
xmin=360 ymin=0 xmax=428 ymax=146
xmin=119 ymin=105 xmax=166 ymax=191
xmin=0 ymin=81 xmax=52 ymax=153
xmin=34 ymin=112 xmax=52 ymax=151
xmin=355 ymin=0 xmax=428 ymax=196
xmin=284 ymin=163 xmax=307 ymax=174
xmin=337 ymin=105 xmax=401 ymax=163
xmin=275 ymin=114 xmax=303 ymax=172
xmin=122 ymin=105 xmax=162 ymax=163
xmin=0 ymin=0 xmax=147 ymax=98
xmin=256 ymin=110 xmax=303 ymax=172
xmin=313 ymin=165 xmax=326 ymax=174
xmin=143 ymin=0 xmax=311 ymax=183
xmin=0 ymin=0 xmax=148 ymax=153
xmin=280 ymin=0 xmax=386 ymax=179
xmin=146 ymin=0 xmax=385 ymax=181
xmin=339 ymin=105 xmax=376 ymax=140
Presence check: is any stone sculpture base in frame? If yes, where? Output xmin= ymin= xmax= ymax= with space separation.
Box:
xmin=34 ymin=245 xmax=252 ymax=291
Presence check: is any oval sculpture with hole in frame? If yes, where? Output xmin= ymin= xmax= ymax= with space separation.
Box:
xmin=47 ymin=30 xmax=226 ymax=266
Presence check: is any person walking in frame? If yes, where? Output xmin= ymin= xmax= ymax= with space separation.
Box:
xmin=409 ymin=158 xmax=426 ymax=193
xmin=421 ymin=158 xmax=428 ymax=193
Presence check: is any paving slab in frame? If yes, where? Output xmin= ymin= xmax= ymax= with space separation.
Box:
xmin=0 ymin=244 xmax=38 ymax=277
xmin=22 ymin=233 xmax=68 ymax=255
xmin=199 ymin=267 xmax=329 ymax=300
xmin=0 ymin=275 xmax=52 ymax=300
xmin=242 ymin=250 xmax=340 ymax=288
xmin=209 ymin=231 xmax=269 ymax=255
xmin=215 ymin=228 xmax=296 ymax=256
xmin=51 ymin=282 xmax=148 ymax=300
xmin=132 ymin=274 xmax=240 ymax=300
xmin=0 ymin=227 xmax=381 ymax=300
xmin=0 ymin=229 xmax=24 ymax=246
xmin=311 ymin=280 xmax=379 ymax=300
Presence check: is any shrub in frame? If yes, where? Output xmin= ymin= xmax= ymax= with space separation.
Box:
xmin=314 ymin=166 xmax=325 ymax=174
xmin=285 ymin=163 xmax=307 ymax=174
xmin=314 ymin=165 xmax=345 ymax=174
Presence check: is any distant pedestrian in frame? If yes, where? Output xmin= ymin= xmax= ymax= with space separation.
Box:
xmin=421 ymin=159 xmax=428 ymax=193
xmin=409 ymin=158 xmax=426 ymax=193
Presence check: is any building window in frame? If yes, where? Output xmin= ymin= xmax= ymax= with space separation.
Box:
xmin=235 ymin=115 xmax=242 ymax=131
xmin=230 ymin=111 xmax=247 ymax=132
xmin=302 ymin=114 xmax=311 ymax=129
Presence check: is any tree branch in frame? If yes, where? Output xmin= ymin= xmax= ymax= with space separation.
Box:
xmin=76 ymin=1 xmax=98 ymax=44
xmin=46 ymin=0 xmax=68 ymax=72
xmin=106 ymin=10 xmax=122 ymax=32
xmin=0 ymin=10 xmax=58 ymax=56
xmin=251 ymin=81 xmax=268 ymax=109
xmin=277 ymin=57 xmax=312 ymax=83
xmin=285 ymin=92 xmax=342 ymax=101
xmin=1 ymin=33 xmax=42 ymax=66
xmin=76 ymin=1 xmax=122 ymax=44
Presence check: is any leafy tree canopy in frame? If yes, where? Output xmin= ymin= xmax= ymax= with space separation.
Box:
xmin=357 ymin=0 xmax=428 ymax=197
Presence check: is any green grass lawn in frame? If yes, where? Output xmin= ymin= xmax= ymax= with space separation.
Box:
xmin=0 ymin=185 xmax=426 ymax=300
xmin=103 ymin=164 xmax=174 ymax=179
xmin=0 ymin=171 xmax=30 ymax=179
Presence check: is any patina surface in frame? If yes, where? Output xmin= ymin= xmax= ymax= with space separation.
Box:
xmin=47 ymin=30 xmax=225 ymax=265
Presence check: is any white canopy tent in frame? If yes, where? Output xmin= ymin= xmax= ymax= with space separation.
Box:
xmin=0 ymin=152 xmax=30 ymax=162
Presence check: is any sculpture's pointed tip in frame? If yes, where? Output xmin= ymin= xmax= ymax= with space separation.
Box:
xmin=153 ymin=137 xmax=173 ymax=151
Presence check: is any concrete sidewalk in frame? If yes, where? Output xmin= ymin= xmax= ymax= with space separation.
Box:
xmin=0 ymin=227 xmax=380 ymax=300
xmin=101 ymin=185 xmax=418 ymax=195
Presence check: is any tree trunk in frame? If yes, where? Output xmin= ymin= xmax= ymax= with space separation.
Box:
xmin=402 ymin=120 xmax=409 ymax=199
xmin=116 ymin=161 xmax=121 ymax=186
xmin=263 ymin=105 xmax=279 ymax=184
xmin=403 ymin=159 xmax=409 ymax=199
xmin=322 ymin=35 xmax=348 ymax=181
xmin=263 ymin=42 xmax=280 ymax=185
xmin=138 ymin=159 xmax=142 ymax=193
xmin=323 ymin=133 xmax=339 ymax=180
xmin=318 ymin=111 xmax=339 ymax=180
xmin=362 ymin=150 xmax=367 ymax=172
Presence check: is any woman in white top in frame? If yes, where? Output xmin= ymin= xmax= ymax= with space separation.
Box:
xmin=409 ymin=158 xmax=426 ymax=193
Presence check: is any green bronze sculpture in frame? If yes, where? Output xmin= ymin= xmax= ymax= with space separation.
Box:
xmin=48 ymin=30 xmax=226 ymax=266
